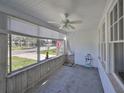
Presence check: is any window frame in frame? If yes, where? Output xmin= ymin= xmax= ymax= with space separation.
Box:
xmin=108 ymin=0 xmax=124 ymax=85
xmin=8 ymin=33 xmax=65 ymax=73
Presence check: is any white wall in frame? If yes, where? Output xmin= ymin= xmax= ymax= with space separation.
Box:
xmin=68 ymin=30 xmax=99 ymax=67
xmin=98 ymin=61 xmax=116 ymax=93
xmin=67 ymin=28 xmax=116 ymax=93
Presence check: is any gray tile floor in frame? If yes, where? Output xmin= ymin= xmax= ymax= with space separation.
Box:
xmin=25 ymin=65 xmax=104 ymax=93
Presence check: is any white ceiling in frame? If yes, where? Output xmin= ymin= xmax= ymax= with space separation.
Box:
xmin=0 ymin=0 xmax=107 ymax=32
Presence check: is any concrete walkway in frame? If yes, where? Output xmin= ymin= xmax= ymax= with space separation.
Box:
xmin=25 ymin=65 xmax=104 ymax=93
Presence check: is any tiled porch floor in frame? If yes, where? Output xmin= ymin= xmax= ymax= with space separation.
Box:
xmin=25 ymin=65 xmax=104 ymax=93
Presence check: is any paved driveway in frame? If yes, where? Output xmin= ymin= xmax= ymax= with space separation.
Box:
xmin=12 ymin=47 xmax=56 ymax=60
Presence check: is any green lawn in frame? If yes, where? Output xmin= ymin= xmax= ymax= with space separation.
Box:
xmin=8 ymin=49 xmax=56 ymax=73
xmin=40 ymin=49 xmax=57 ymax=55
xmin=11 ymin=56 xmax=36 ymax=71
xmin=12 ymin=46 xmax=24 ymax=50
xmin=12 ymin=46 xmax=34 ymax=50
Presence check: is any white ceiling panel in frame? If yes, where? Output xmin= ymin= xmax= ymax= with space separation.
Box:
xmin=0 ymin=0 xmax=107 ymax=32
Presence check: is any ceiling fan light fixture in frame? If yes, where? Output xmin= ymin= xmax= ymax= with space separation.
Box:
xmin=48 ymin=13 xmax=82 ymax=30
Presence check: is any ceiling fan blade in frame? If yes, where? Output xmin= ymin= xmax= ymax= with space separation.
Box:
xmin=59 ymin=26 xmax=63 ymax=29
xmin=68 ymin=24 xmax=75 ymax=29
xmin=48 ymin=21 xmax=60 ymax=28
xmin=59 ymin=24 xmax=64 ymax=29
xmin=70 ymin=20 xmax=82 ymax=24
xmin=48 ymin=21 xmax=58 ymax=24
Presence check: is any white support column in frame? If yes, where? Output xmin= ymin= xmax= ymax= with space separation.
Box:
xmin=105 ymin=13 xmax=109 ymax=73
xmin=37 ymin=39 xmax=40 ymax=62
xmin=0 ymin=12 xmax=8 ymax=93
xmin=0 ymin=33 xmax=8 ymax=93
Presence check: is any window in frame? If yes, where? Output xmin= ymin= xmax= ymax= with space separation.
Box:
xmin=110 ymin=10 xmax=113 ymax=25
xmin=39 ymin=39 xmax=64 ymax=61
xmin=104 ymin=43 xmax=106 ymax=61
xmin=114 ymin=43 xmax=124 ymax=83
xmin=100 ymin=23 xmax=106 ymax=63
xmin=119 ymin=18 xmax=123 ymax=40
xmin=114 ymin=23 xmax=118 ymax=41
xmin=119 ymin=0 xmax=123 ymax=18
xmin=8 ymin=35 xmax=65 ymax=72
xmin=110 ymin=0 xmax=123 ymax=41
xmin=114 ymin=4 xmax=118 ymax=22
xmin=110 ymin=26 xmax=113 ymax=41
xmin=102 ymin=23 xmax=105 ymax=42
xmin=7 ymin=16 xmax=65 ymax=73
xmin=8 ymin=34 xmax=37 ymax=72
xmin=109 ymin=0 xmax=124 ymax=83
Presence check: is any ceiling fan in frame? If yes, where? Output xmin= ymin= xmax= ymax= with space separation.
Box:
xmin=48 ymin=13 xmax=82 ymax=30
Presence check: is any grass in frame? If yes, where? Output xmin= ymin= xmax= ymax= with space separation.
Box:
xmin=11 ymin=56 xmax=36 ymax=71
xmin=40 ymin=49 xmax=57 ymax=55
xmin=12 ymin=46 xmax=24 ymax=50
xmin=8 ymin=48 xmax=57 ymax=73
xmin=12 ymin=46 xmax=34 ymax=50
